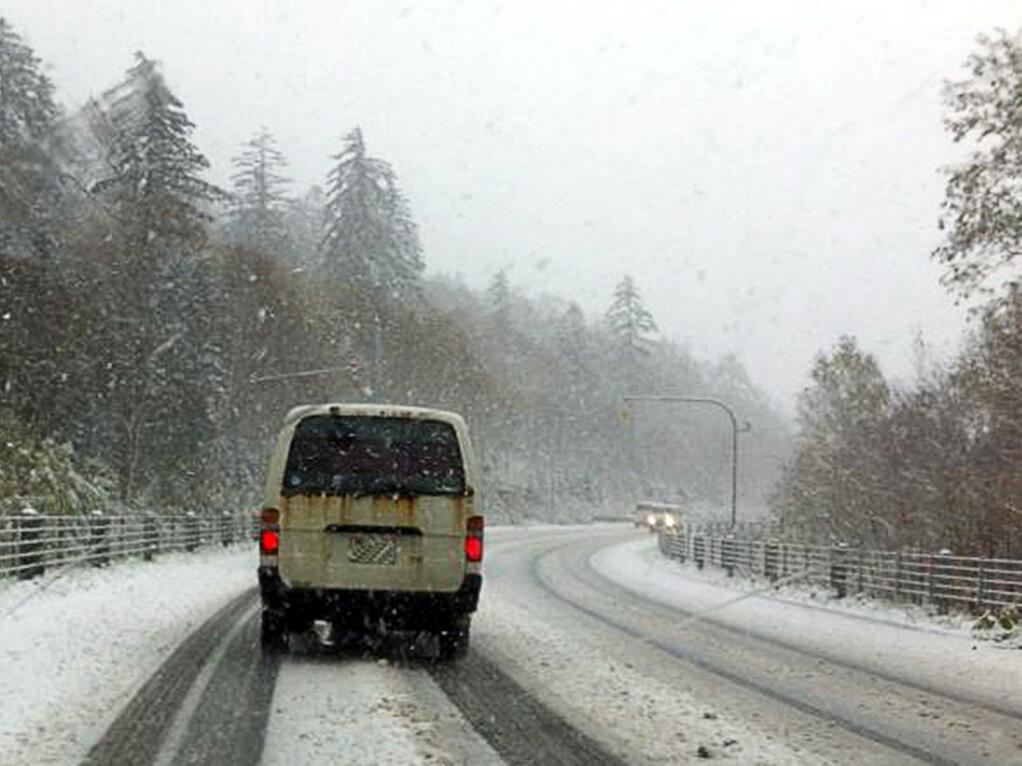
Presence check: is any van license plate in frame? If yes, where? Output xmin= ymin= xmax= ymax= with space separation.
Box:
xmin=348 ymin=535 xmax=397 ymax=565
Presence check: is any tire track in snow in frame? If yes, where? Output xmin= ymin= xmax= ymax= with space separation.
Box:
xmin=165 ymin=607 xmax=279 ymax=765
xmin=81 ymin=560 xmax=620 ymax=766
xmin=81 ymin=588 xmax=268 ymax=766
xmin=530 ymin=533 xmax=1022 ymax=766
xmin=427 ymin=649 xmax=626 ymax=766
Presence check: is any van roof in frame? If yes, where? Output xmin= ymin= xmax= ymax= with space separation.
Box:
xmin=282 ymin=403 xmax=468 ymax=429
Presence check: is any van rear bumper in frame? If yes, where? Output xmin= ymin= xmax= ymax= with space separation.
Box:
xmin=258 ymin=566 xmax=482 ymax=630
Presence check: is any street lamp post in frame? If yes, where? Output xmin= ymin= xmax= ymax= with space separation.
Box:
xmin=623 ymin=395 xmax=745 ymax=528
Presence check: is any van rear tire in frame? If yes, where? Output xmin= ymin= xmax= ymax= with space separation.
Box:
xmin=261 ymin=609 xmax=289 ymax=654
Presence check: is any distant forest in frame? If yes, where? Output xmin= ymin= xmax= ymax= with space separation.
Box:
xmin=6 ymin=18 xmax=1022 ymax=557
xmin=0 ymin=21 xmax=789 ymax=524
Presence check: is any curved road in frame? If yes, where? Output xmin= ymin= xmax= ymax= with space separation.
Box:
xmin=84 ymin=526 xmax=1022 ymax=765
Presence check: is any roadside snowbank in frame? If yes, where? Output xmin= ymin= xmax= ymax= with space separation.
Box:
xmin=641 ymin=537 xmax=975 ymax=634
xmin=0 ymin=546 xmax=255 ymax=766
xmin=592 ymin=537 xmax=1021 ymax=714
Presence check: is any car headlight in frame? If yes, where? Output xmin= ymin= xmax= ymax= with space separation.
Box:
xmin=646 ymin=514 xmax=656 ymax=525
xmin=663 ymin=514 xmax=676 ymax=527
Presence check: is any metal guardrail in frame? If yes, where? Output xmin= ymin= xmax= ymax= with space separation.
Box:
xmin=689 ymin=520 xmax=782 ymax=540
xmin=658 ymin=529 xmax=1022 ymax=611
xmin=0 ymin=510 xmax=253 ymax=581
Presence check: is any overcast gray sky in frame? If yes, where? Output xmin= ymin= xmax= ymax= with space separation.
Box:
xmin=6 ymin=0 xmax=1021 ymax=411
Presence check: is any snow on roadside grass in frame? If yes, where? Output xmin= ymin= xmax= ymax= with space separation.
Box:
xmin=592 ymin=538 xmax=1022 ymax=713
xmin=637 ymin=536 xmax=975 ymax=635
xmin=0 ymin=546 xmax=255 ymax=766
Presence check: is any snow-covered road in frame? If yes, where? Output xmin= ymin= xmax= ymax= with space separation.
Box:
xmin=2 ymin=526 xmax=1020 ymax=765
xmin=593 ymin=536 xmax=1021 ymax=716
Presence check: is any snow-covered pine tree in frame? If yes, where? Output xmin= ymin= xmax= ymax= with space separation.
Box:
xmin=553 ymin=302 xmax=598 ymax=446
xmin=320 ymin=127 xmax=424 ymax=298
xmin=0 ymin=18 xmax=75 ymax=434
xmin=0 ymin=18 xmax=57 ymax=148
xmin=82 ymin=54 xmax=226 ymax=503
xmin=606 ymin=275 xmax=658 ymax=357
xmin=283 ymin=185 xmax=325 ymax=267
xmin=227 ymin=127 xmax=292 ymax=253
xmin=91 ymin=53 xmax=222 ymax=249
xmin=0 ymin=17 xmax=61 ymax=256
xmin=488 ymin=269 xmax=512 ymax=335
xmin=555 ymin=303 xmax=591 ymax=386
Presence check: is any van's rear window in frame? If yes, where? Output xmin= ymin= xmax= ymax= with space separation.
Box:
xmin=282 ymin=415 xmax=466 ymax=496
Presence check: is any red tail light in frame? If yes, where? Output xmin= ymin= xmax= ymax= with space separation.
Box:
xmin=260 ymin=508 xmax=280 ymax=555
xmin=465 ymin=515 xmax=484 ymax=562
xmin=465 ymin=536 xmax=483 ymax=562
xmin=260 ymin=529 xmax=279 ymax=555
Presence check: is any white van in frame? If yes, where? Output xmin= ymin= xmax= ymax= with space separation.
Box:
xmin=257 ymin=403 xmax=483 ymax=658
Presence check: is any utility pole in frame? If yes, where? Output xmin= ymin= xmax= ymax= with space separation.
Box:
xmin=623 ymin=395 xmax=747 ymax=528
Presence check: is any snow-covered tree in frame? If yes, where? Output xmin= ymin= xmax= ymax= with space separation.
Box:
xmin=0 ymin=18 xmax=57 ymax=148
xmin=320 ymin=127 xmax=423 ymax=297
xmin=227 ymin=127 xmax=291 ymax=253
xmin=0 ymin=408 xmax=113 ymax=515
xmin=606 ymin=275 xmax=658 ymax=357
xmin=0 ymin=18 xmax=61 ymax=257
xmin=488 ymin=269 xmax=512 ymax=334
xmin=0 ymin=18 xmax=77 ymax=434
xmin=934 ymin=29 xmax=1022 ymax=299
xmin=949 ymin=288 xmax=1022 ymax=554
xmin=283 ymin=185 xmax=325 ymax=267
xmin=91 ymin=53 xmax=222 ymax=248
xmin=76 ymin=54 xmax=226 ymax=502
xmin=773 ymin=336 xmax=895 ymax=544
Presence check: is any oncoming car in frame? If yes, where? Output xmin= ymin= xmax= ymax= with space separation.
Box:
xmin=257 ymin=403 xmax=483 ymax=659
xmin=635 ymin=501 xmax=683 ymax=533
